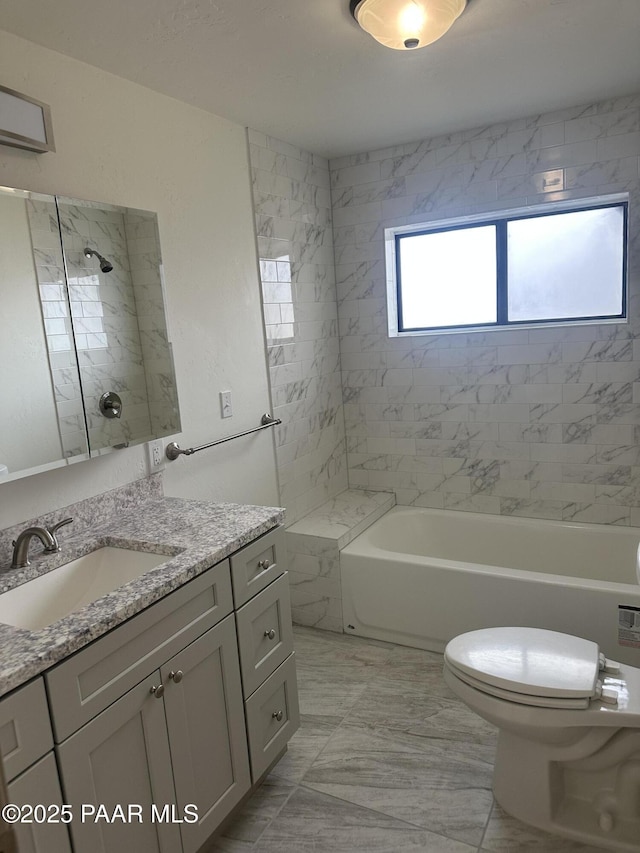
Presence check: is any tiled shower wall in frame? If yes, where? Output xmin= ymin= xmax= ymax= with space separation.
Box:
xmin=26 ymin=198 xmax=88 ymax=461
xmin=27 ymin=201 xmax=180 ymax=461
xmin=57 ymin=201 xmax=154 ymax=452
xmin=331 ymin=94 xmax=640 ymax=524
xmin=249 ymin=132 xmax=347 ymax=526
xmin=123 ymin=212 xmax=181 ymax=439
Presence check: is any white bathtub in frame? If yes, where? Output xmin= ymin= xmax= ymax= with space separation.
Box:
xmin=340 ymin=506 xmax=640 ymax=667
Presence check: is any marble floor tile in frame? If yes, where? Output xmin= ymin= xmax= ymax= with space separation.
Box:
xmin=480 ymin=803 xmax=609 ymax=852
xmin=295 ymin=662 xmax=372 ymax=716
xmin=302 ymin=721 xmax=494 ymax=847
xmin=212 ymin=627 xmax=608 ymax=853
xmin=345 ymin=681 xmax=498 ymax=764
xmin=269 ymin=713 xmax=343 ymax=784
xmin=254 ymin=785 xmax=478 ymax=853
xmin=372 ymin=643 xmax=459 ymax=700
xmin=293 ymin=624 xmax=395 ymax=670
xmin=204 ymin=777 xmax=295 ymax=852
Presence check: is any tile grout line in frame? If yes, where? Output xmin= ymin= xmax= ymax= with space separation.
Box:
xmin=476 ymin=797 xmax=496 ymax=852
xmin=246 ymin=780 xmax=300 ymax=850
xmin=294 ymin=780 xmax=480 ymax=850
xmin=291 ymin=646 xmax=492 ymax=850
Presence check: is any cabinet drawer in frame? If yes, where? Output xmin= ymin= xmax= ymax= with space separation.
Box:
xmin=47 ymin=560 xmax=233 ymax=742
xmin=230 ymin=527 xmax=286 ymax=607
xmin=0 ymin=679 xmax=52 ymax=783
xmin=244 ymin=653 xmax=299 ymax=782
xmin=236 ymin=573 xmax=293 ymax=696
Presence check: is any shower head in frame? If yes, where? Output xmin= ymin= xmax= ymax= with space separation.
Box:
xmin=84 ymin=247 xmax=113 ymax=274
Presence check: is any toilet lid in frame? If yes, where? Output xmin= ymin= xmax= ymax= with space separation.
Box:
xmin=444 ymin=627 xmax=601 ymax=700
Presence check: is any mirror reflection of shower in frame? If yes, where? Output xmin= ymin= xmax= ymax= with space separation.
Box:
xmin=84 ymin=247 xmax=113 ymax=273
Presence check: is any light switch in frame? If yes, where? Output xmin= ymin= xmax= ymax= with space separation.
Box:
xmin=220 ymin=390 xmax=233 ymax=418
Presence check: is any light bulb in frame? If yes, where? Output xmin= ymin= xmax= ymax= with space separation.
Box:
xmin=399 ymin=2 xmax=425 ymax=47
xmin=400 ymin=2 xmax=425 ymax=34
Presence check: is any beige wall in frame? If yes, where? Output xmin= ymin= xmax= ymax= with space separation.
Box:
xmin=0 ymin=29 xmax=279 ymax=527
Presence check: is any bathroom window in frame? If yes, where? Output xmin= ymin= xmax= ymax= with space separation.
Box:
xmin=386 ymin=196 xmax=628 ymax=336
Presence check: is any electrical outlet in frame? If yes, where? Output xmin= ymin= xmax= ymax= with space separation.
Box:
xmin=147 ymin=439 xmax=165 ymax=472
xmin=220 ymin=390 xmax=233 ymax=419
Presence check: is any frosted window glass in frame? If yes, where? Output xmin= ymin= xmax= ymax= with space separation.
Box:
xmin=507 ymin=207 xmax=624 ymax=322
xmin=398 ymin=226 xmax=497 ymax=329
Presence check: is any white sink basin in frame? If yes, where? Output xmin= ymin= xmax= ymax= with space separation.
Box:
xmin=0 ymin=547 xmax=169 ymax=630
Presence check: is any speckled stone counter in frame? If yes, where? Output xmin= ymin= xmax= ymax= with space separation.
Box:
xmin=0 ymin=496 xmax=284 ymax=698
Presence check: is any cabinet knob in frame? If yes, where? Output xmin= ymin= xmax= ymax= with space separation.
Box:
xmin=272 ymin=710 xmax=284 ymax=722
xmin=169 ymin=670 xmax=184 ymax=683
xmin=257 ymin=558 xmax=271 ymax=571
xmin=264 ymin=629 xmax=276 ymax=640
xmin=150 ymin=683 xmax=165 ymax=699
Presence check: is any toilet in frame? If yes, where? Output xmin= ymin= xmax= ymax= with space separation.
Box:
xmin=443 ymin=627 xmax=640 ymax=852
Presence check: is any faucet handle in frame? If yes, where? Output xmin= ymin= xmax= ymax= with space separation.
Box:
xmin=44 ymin=517 xmax=73 ymax=552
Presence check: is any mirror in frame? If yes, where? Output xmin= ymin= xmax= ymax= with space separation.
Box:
xmin=0 ymin=186 xmax=181 ymax=483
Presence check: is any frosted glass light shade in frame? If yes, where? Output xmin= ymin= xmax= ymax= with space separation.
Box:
xmin=351 ymin=0 xmax=467 ymax=50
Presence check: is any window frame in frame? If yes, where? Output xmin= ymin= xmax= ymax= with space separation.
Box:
xmin=386 ymin=194 xmax=629 ymax=338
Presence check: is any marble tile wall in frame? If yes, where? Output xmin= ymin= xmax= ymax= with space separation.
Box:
xmin=57 ymin=201 xmax=154 ymax=453
xmin=330 ymin=94 xmax=640 ymax=524
xmin=249 ymin=132 xmax=348 ymax=526
xmin=123 ymin=212 xmax=180 ymax=438
xmin=26 ymin=199 xmax=88 ymax=460
xmin=285 ymin=489 xmax=394 ymax=632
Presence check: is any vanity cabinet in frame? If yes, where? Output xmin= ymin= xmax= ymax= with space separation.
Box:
xmin=7 ymin=755 xmax=71 ymax=853
xmin=0 ymin=679 xmax=71 ymax=853
xmin=229 ymin=526 xmax=287 ymax=607
xmin=232 ymin=533 xmax=300 ymax=783
xmin=160 ymin=618 xmax=250 ymax=851
xmin=45 ymin=559 xmax=234 ymax=742
xmin=244 ymin=653 xmax=299 ymax=781
xmin=235 ymin=572 xmax=294 ymax=696
xmin=0 ymin=524 xmax=297 ymax=853
xmin=56 ymin=616 xmax=249 ymax=853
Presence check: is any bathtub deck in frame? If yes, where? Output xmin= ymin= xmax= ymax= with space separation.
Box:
xmin=285 ymin=489 xmax=394 ymax=632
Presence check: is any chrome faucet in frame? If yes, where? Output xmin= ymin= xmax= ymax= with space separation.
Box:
xmin=11 ymin=518 xmax=73 ymax=569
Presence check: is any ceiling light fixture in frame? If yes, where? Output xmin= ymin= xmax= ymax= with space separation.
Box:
xmin=350 ymin=0 xmax=467 ymax=51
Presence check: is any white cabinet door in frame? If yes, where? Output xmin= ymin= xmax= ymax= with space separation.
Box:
xmin=8 ymin=753 xmax=71 ymax=853
xmin=56 ymin=670 xmax=181 ymax=853
xmin=0 ymin=680 xmax=53 ymax=784
xmin=161 ymin=615 xmax=251 ymax=853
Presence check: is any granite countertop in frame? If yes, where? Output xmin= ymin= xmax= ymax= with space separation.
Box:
xmin=0 ymin=496 xmax=284 ymax=698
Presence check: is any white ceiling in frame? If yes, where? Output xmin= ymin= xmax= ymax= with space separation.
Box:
xmin=1 ymin=0 xmax=639 ymax=158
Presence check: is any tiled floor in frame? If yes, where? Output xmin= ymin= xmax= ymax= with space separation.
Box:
xmin=209 ymin=627 xmax=607 ymax=852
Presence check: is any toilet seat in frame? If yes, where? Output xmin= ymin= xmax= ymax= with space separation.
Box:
xmin=444 ymin=627 xmax=640 ymax=849
xmin=444 ymin=627 xmax=604 ymax=710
